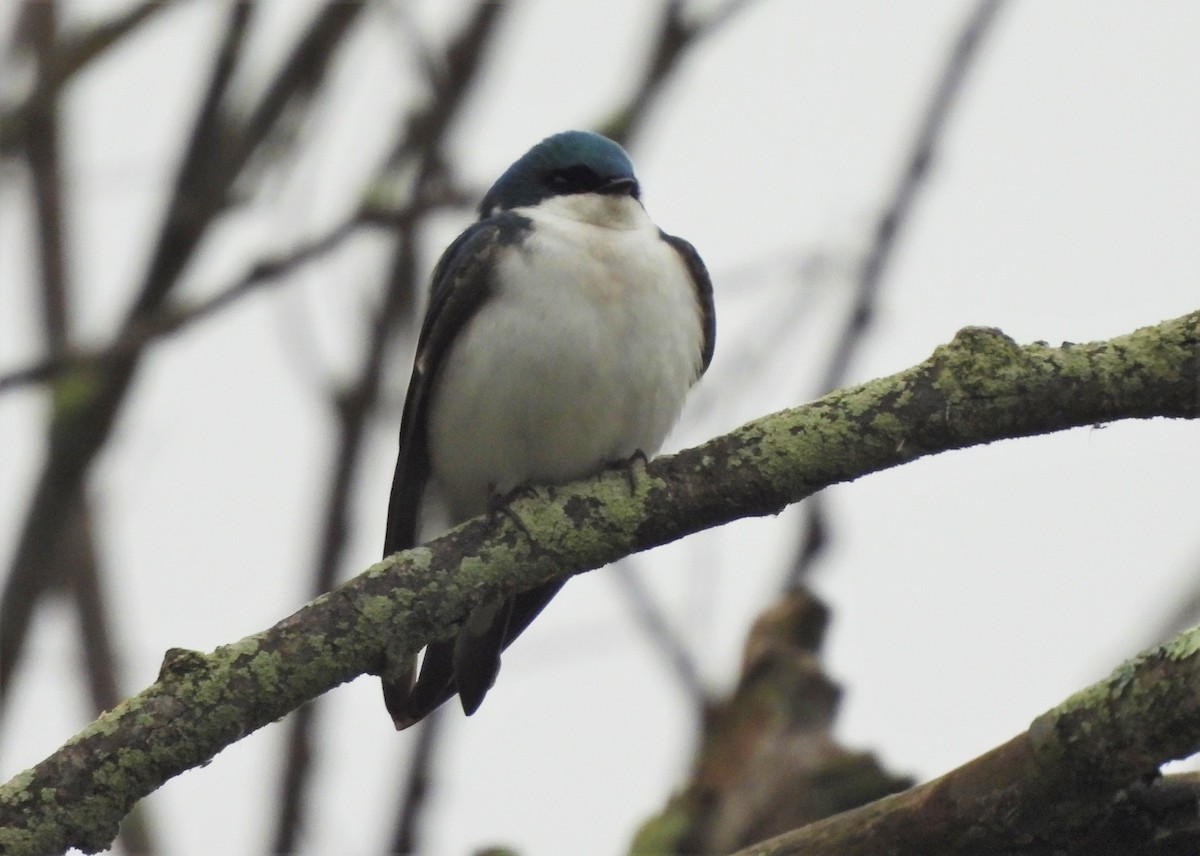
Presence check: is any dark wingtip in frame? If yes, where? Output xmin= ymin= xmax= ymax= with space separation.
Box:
xmin=457 ymin=680 xmax=490 ymax=717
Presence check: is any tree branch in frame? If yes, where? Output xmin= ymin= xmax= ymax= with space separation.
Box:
xmin=0 ymin=0 xmax=170 ymax=157
xmin=0 ymin=311 xmax=1197 ymax=855
xmin=600 ymin=0 xmax=760 ymax=147
xmin=0 ymin=199 xmax=472 ymax=396
xmin=730 ymin=626 xmax=1200 ymax=856
xmin=631 ymin=590 xmax=913 ymax=854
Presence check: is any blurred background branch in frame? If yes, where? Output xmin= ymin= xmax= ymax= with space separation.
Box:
xmin=783 ymin=0 xmax=1006 ymax=592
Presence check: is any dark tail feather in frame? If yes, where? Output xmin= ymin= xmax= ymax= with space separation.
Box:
xmin=504 ymin=579 xmax=566 ymax=647
xmin=387 ymin=578 xmax=570 ymax=726
xmin=384 ymin=641 xmax=455 ymax=730
xmin=453 ymin=598 xmax=515 ymax=715
xmin=454 ymin=579 xmax=567 ymax=716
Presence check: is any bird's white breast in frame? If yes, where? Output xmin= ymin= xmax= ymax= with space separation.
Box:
xmin=426 ymin=195 xmax=705 ymax=524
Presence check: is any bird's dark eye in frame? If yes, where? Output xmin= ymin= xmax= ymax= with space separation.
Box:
xmin=546 ymin=165 xmax=601 ymax=194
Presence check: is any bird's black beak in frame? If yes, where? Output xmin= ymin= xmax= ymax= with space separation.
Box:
xmin=599 ymin=176 xmax=639 ymax=198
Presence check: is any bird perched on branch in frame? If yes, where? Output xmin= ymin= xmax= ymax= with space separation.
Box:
xmin=381 ymin=130 xmax=715 ymax=729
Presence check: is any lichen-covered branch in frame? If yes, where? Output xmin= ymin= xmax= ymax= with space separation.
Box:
xmin=0 ymin=311 xmax=1197 ymax=855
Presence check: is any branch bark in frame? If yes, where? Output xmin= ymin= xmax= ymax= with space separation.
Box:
xmin=632 ymin=590 xmax=913 ymax=854
xmin=0 ymin=311 xmax=1197 ymax=855
xmin=730 ymin=626 xmax=1200 ymax=856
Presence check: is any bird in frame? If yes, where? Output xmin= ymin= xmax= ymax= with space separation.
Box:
xmin=381 ymin=130 xmax=715 ymax=729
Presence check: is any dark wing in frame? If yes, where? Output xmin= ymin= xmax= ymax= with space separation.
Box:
xmin=382 ymin=219 xmax=511 ymax=558
xmin=381 ymin=215 xmax=528 ymax=728
xmin=660 ymin=232 xmax=716 ymax=375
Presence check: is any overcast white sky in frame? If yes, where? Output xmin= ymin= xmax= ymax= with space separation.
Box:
xmin=2 ymin=2 xmax=1199 ymax=854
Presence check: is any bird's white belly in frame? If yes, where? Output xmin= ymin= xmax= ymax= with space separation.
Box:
xmin=426 ymin=212 xmax=702 ymax=524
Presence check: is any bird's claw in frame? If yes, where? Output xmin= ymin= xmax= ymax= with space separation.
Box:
xmin=613 ymin=449 xmax=649 ymax=495
xmin=487 ymin=484 xmax=539 ymax=542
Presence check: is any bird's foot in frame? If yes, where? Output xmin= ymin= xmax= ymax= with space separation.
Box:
xmin=611 ymin=449 xmax=650 ymax=495
xmin=486 ymin=483 xmax=539 ymax=542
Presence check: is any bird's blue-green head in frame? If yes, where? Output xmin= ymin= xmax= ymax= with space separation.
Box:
xmin=479 ymin=131 xmax=639 ymax=217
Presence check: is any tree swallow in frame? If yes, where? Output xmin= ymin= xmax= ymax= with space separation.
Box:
xmin=381 ymin=130 xmax=715 ymax=729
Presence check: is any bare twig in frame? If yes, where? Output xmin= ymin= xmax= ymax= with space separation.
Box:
xmin=0 ymin=208 xmax=382 ymax=394
xmin=695 ymin=0 xmax=759 ymax=35
xmin=611 ymin=560 xmax=708 ymax=708
xmin=784 ymin=0 xmax=1007 ymax=591
xmin=389 ymin=709 xmax=446 ymax=855
xmin=270 ymin=218 xmax=424 ymax=855
xmin=10 ymin=5 xmax=157 ymax=851
xmin=0 ymin=196 xmax=475 ymax=396
xmin=0 ymin=2 xmax=255 ymax=718
xmin=127 ymin=2 xmax=362 ymax=321
xmin=0 ymin=0 xmax=170 ymax=157
xmin=815 ymin=0 xmax=1006 ymax=398
xmin=601 ymin=0 xmax=760 ymax=148
xmin=22 ymin=0 xmax=68 ymax=351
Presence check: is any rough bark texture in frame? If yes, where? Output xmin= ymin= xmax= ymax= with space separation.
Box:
xmin=727 ymin=622 xmax=1200 ymax=855
xmin=631 ymin=591 xmax=913 ymax=854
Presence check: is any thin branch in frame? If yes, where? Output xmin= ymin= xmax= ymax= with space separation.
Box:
xmin=1 ymin=310 xmax=1197 ymax=855
xmin=12 ymin=10 xmax=157 ymax=849
xmin=22 ymin=0 xmax=68 ymax=350
xmin=126 ymin=2 xmax=362 ymax=321
xmin=0 ymin=210 xmax=361 ymax=393
xmin=815 ymin=0 xmax=1006 ymax=398
xmin=0 ymin=0 xmax=170 ymax=157
xmin=0 ymin=196 xmax=471 ymax=396
xmin=694 ymin=0 xmax=758 ymax=35
xmin=2 ymin=0 xmax=361 ymax=723
xmin=54 ymin=0 xmax=168 ymax=77
xmin=270 ymin=219 xmax=422 ymax=856
xmin=600 ymin=0 xmax=760 ymax=148
xmin=784 ymin=0 xmax=1007 ymax=591
xmin=389 ymin=708 xmax=446 ymax=855
xmin=611 ymin=559 xmax=708 ymax=708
